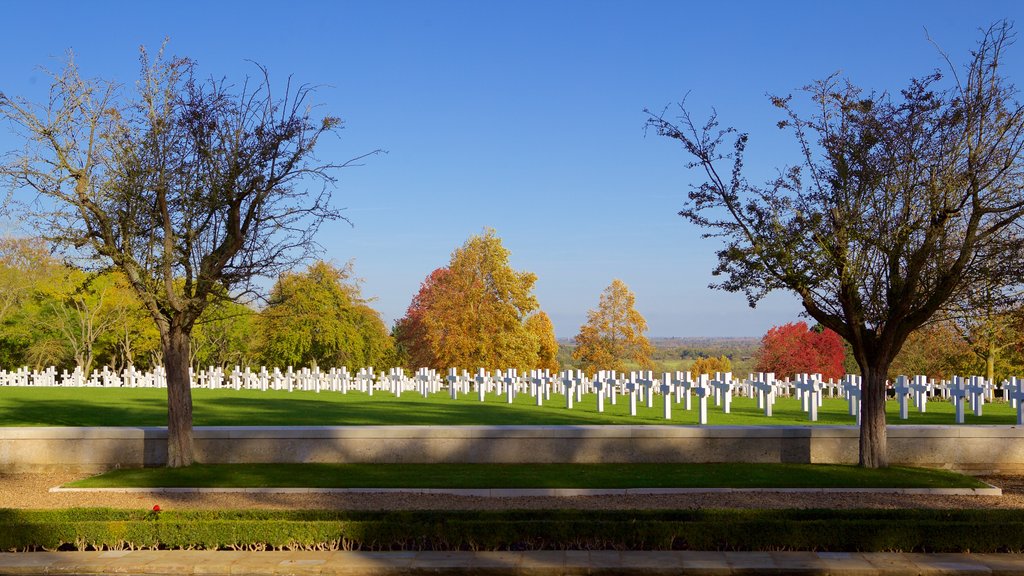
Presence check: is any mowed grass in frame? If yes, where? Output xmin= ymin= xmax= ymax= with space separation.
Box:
xmin=0 ymin=386 xmax=1018 ymax=427
xmin=65 ymin=462 xmax=987 ymax=489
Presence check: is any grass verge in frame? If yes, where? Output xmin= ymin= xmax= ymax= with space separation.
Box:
xmin=64 ymin=463 xmax=988 ymax=489
xmin=2 ymin=508 xmax=1022 ymax=552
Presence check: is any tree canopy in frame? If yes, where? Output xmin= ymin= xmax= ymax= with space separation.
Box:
xmin=259 ymin=261 xmax=392 ymax=370
xmin=572 ymin=279 xmax=653 ymax=374
xmin=754 ymin=322 xmax=845 ymax=381
xmin=525 ymin=311 xmax=560 ymax=373
xmin=394 ymin=229 xmax=554 ymax=371
xmin=646 ymin=23 xmax=1024 ymax=467
xmin=888 ymin=320 xmax=973 ymax=381
xmin=687 ymin=355 xmax=732 ymax=377
xmin=0 ymin=45 xmax=371 ymax=466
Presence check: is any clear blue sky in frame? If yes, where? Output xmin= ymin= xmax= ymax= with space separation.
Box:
xmin=1 ymin=1 xmax=1021 ymax=337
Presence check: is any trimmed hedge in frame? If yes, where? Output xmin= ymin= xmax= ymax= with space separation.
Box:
xmin=3 ymin=509 xmax=1024 ymax=552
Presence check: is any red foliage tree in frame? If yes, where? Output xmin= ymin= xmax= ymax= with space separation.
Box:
xmin=755 ymin=322 xmax=845 ymax=381
xmin=393 ymin=267 xmax=450 ymax=369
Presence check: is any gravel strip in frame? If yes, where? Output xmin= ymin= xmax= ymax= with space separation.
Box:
xmin=3 ymin=472 xmax=1024 ymax=510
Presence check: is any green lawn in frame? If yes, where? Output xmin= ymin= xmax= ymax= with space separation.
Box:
xmin=0 ymin=386 xmax=1018 ymax=426
xmin=65 ymin=462 xmax=987 ymax=489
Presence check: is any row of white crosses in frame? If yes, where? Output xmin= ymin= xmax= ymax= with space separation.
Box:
xmin=0 ymin=363 xmax=823 ymax=425
xmin=2 ymin=363 xmax=1022 ymax=424
xmin=549 ymin=369 xmax=724 ymax=424
xmin=792 ymin=373 xmax=824 ymax=422
xmin=945 ymin=375 xmax=993 ymax=424
xmin=748 ymin=372 xmax=777 ymax=417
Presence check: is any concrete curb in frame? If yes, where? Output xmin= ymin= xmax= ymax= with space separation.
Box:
xmin=50 ymin=484 xmax=1003 ymax=496
xmin=2 ymin=550 xmax=1024 ymax=575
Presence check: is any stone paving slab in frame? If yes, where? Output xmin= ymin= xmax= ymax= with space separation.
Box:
xmin=1 ymin=550 xmax=1023 ymax=574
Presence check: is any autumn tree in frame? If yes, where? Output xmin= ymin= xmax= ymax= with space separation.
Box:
xmin=688 ymin=355 xmax=732 ymax=377
xmin=393 ymin=267 xmax=450 ymax=369
xmin=0 ymin=47 xmax=371 ymax=466
xmin=573 ymin=279 xmax=653 ymax=374
xmin=755 ymin=322 xmax=845 ymax=381
xmin=948 ymin=277 xmax=1024 ymax=383
xmin=525 ymin=311 xmax=560 ymax=372
xmin=647 ymin=23 xmax=1024 ymax=467
xmin=888 ymin=320 xmax=972 ymax=380
xmin=394 ymin=230 xmax=547 ymax=371
xmin=259 ymin=261 xmax=392 ymax=370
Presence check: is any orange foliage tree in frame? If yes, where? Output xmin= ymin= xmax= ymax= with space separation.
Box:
xmin=525 ymin=311 xmax=560 ymax=372
xmin=572 ymin=279 xmax=653 ymax=374
xmin=688 ymin=355 xmax=732 ymax=377
xmin=888 ymin=321 xmax=973 ymax=381
xmin=394 ymin=230 xmax=556 ymax=371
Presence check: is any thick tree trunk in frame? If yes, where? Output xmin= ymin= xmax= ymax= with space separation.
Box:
xmin=859 ymin=360 xmax=890 ymax=468
xmin=163 ymin=324 xmax=195 ymax=467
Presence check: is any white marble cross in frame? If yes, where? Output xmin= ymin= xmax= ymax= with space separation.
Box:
xmin=660 ymin=372 xmax=673 ymax=420
xmin=560 ymin=370 xmax=578 ymax=409
xmin=593 ymin=371 xmax=607 ymax=413
xmin=504 ymin=368 xmax=519 ymax=404
xmin=910 ymin=375 xmax=930 ymax=413
xmin=949 ymin=375 xmax=968 ymax=424
xmin=748 ymin=372 xmax=776 ymax=417
xmin=842 ymin=374 xmax=862 ymax=425
xmin=893 ymin=375 xmax=911 ymax=420
xmin=1006 ymin=377 xmax=1024 ymax=425
xmin=625 ymin=372 xmax=638 ymax=416
xmin=475 ymin=368 xmax=489 ymax=402
xmin=694 ymin=374 xmax=710 ymax=425
xmin=637 ymin=371 xmax=656 ymax=409
xmin=709 ymin=372 xmax=734 ymax=414
xmin=966 ymin=376 xmax=987 ymax=417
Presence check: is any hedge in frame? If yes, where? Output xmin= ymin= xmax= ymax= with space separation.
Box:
xmin=3 ymin=509 xmax=1023 ymax=552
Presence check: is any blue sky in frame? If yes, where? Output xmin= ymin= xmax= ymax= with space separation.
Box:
xmin=1 ymin=1 xmax=1021 ymax=337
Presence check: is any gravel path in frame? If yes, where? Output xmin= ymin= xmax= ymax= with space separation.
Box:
xmin=3 ymin=472 xmax=1023 ymax=511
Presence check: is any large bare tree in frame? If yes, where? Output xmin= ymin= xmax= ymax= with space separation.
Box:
xmin=0 ymin=47 xmax=375 ymax=466
xmin=647 ymin=23 xmax=1024 ymax=467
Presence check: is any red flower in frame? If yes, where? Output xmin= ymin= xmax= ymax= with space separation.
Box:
xmin=152 ymin=504 xmax=161 ymax=512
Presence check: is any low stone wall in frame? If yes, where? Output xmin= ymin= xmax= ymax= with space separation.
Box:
xmin=1 ymin=425 xmax=1022 ymax=473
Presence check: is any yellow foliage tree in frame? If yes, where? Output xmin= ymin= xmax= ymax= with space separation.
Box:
xmin=398 ymin=229 xmax=546 ymax=371
xmin=688 ymin=355 xmax=732 ymax=377
xmin=572 ymin=279 xmax=653 ymax=374
xmin=525 ymin=311 xmax=559 ymax=372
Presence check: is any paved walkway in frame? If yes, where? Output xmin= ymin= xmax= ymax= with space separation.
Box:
xmin=1 ymin=550 xmax=1023 ymax=574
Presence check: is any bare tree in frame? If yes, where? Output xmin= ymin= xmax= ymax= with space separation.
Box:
xmin=647 ymin=22 xmax=1024 ymax=467
xmin=0 ymin=46 xmax=376 ymax=466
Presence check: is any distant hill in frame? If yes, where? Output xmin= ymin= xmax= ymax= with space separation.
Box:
xmin=557 ymin=336 xmax=761 ymax=374
xmin=649 ymin=336 xmax=760 ymax=348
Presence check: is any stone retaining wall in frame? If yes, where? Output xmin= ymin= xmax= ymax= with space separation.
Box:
xmin=1 ymin=425 xmax=1022 ymax=473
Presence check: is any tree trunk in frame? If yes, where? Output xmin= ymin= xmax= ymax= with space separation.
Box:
xmin=163 ymin=324 xmax=195 ymax=467
xmin=859 ymin=359 xmax=890 ymax=468
xmin=987 ymin=343 xmax=996 ymax=385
